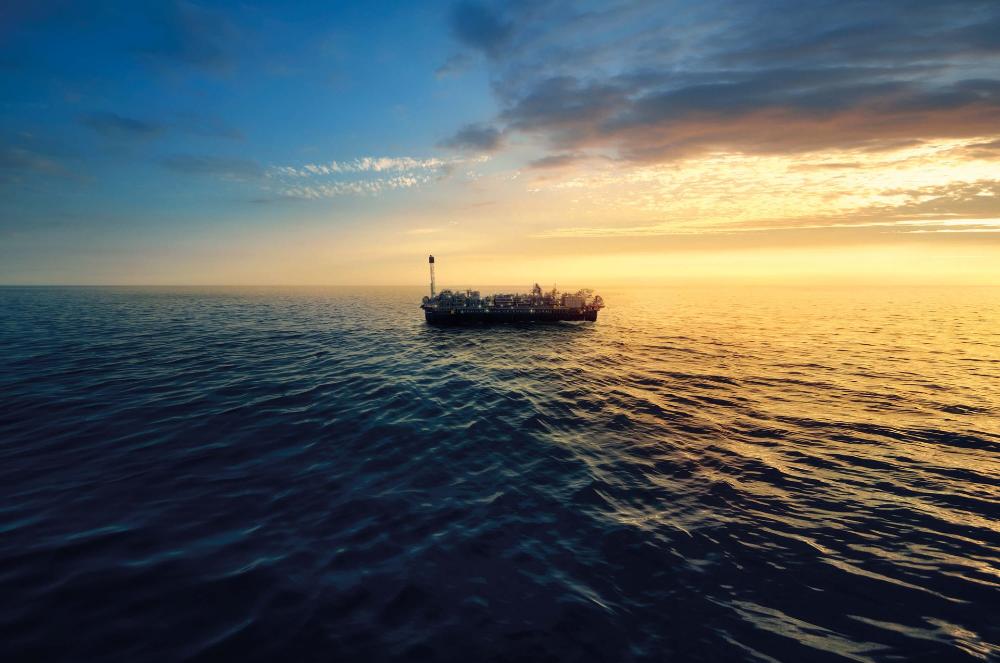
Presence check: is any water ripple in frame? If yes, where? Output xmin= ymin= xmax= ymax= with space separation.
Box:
xmin=0 ymin=285 xmax=998 ymax=661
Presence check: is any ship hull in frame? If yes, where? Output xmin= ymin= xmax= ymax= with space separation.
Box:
xmin=423 ymin=308 xmax=598 ymax=325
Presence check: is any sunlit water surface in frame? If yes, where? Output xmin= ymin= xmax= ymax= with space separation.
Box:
xmin=1 ymin=286 xmax=998 ymax=661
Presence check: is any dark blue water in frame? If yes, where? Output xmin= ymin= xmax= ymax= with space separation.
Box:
xmin=1 ymin=286 xmax=998 ymax=662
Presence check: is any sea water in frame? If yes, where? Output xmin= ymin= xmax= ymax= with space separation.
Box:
xmin=1 ymin=285 xmax=997 ymax=661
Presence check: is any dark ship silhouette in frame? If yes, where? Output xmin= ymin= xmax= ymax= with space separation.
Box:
xmin=420 ymin=255 xmax=605 ymax=324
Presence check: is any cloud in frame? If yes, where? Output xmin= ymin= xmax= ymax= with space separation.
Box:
xmin=528 ymin=153 xmax=588 ymax=169
xmin=502 ymin=72 xmax=1000 ymax=161
xmin=80 ymin=112 xmax=162 ymax=139
xmin=161 ymin=155 xmax=262 ymax=179
xmin=445 ymin=0 xmax=1000 ymax=162
xmin=536 ymin=179 xmax=1000 ymax=238
xmin=272 ymin=155 xmax=477 ymax=178
xmin=0 ymin=146 xmax=65 ymax=175
xmin=137 ymin=1 xmax=237 ymax=71
xmin=953 ymin=138 xmax=1000 ymax=160
xmin=791 ymin=162 xmax=864 ymax=171
xmin=717 ymin=4 xmax=1000 ymax=67
xmin=2 ymin=2 xmax=239 ymax=75
xmin=274 ymin=175 xmax=430 ymax=200
xmin=435 ymin=53 xmax=474 ymax=79
xmin=439 ymin=123 xmax=503 ymax=151
xmin=172 ymin=112 xmax=243 ymax=140
xmin=448 ymin=1 xmax=512 ymax=57
xmin=81 ymin=110 xmax=242 ymax=143
xmin=871 ymin=179 xmax=1000 ymax=221
xmin=265 ymin=153 xmax=490 ymax=199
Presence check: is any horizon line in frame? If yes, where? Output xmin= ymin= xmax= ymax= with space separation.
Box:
xmin=1 ymin=282 xmax=997 ymax=288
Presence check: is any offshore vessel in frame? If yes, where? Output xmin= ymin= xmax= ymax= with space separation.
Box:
xmin=420 ymin=255 xmax=605 ymax=324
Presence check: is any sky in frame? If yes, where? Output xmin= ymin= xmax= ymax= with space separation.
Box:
xmin=2 ymin=0 xmax=999 ymax=286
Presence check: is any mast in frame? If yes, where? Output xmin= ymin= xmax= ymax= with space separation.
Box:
xmin=429 ymin=255 xmax=436 ymax=297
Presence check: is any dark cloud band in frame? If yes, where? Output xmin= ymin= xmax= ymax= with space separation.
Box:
xmin=448 ymin=0 xmax=1000 ymax=162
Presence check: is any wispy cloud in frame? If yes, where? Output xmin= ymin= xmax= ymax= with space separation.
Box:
xmin=171 ymin=112 xmax=243 ymax=140
xmin=534 ymin=179 xmax=1000 ymax=239
xmin=435 ymin=53 xmax=474 ymax=79
xmin=272 ymin=156 xmax=474 ymax=178
xmin=528 ymin=152 xmax=590 ymax=169
xmin=266 ymin=154 xmax=488 ymax=199
xmin=81 ymin=110 xmax=242 ymax=142
xmin=276 ymin=175 xmax=430 ymax=199
xmin=896 ymin=219 xmax=1000 ymax=233
xmin=0 ymin=147 xmax=66 ymax=176
xmin=80 ymin=112 xmax=162 ymax=139
xmin=536 ymin=218 xmax=1000 ymax=239
xmin=161 ymin=155 xmax=263 ymax=180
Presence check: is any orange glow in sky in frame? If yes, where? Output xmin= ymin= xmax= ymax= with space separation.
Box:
xmin=2 ymin=2 xmax=998 ymax=286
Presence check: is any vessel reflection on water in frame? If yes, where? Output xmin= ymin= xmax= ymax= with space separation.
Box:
xmin=420 ymin=255 xmax=605 ymax=324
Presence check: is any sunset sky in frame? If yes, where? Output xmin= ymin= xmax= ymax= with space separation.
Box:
xmin=2 ymin=0 xmax=999 ymax=285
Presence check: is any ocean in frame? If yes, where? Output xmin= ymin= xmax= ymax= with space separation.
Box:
xmin=1 ymin=285 xmax=997 ymax=661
